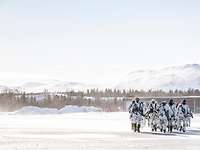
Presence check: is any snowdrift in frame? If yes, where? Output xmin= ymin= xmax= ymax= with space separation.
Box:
xmin=14 ymin=106 xmax=102 ymax=115
xmin=59 ymin=105 xmax=102 ymax=113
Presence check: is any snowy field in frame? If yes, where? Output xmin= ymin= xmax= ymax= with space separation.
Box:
xmin=0 ymin=112 xmax=199 ymax=150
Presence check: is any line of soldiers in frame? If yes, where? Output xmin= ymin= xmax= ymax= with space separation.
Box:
xmin=128 ymin=98 xmax=193 ymax=133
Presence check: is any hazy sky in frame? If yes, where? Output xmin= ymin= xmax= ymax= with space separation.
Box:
xmin=0 ymin=0 xmax=200 ymax=85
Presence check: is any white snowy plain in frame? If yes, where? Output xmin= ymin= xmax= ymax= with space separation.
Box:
xmin=0 ymin=112 xmax=199 ymax=150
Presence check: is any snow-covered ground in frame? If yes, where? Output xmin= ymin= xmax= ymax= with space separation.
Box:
xmin=0 ymin=112 xmax=199 ymax=150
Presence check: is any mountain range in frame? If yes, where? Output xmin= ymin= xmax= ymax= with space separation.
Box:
xmin=115 ymin=64 xmax=200 ymax=91
xmin=0 ymin=64 xmax=200 ymax=92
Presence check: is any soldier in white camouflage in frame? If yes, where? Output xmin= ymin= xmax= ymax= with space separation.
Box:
xmin=176 ymin=99 xmax=193 ymax=132
xmin=145 ymin=99 xmax=159 ymax=132
xmin=129 ymin=98 xmax=145 ymax=133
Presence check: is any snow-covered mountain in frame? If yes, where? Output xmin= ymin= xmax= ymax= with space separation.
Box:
xmin=1 ymin=64 xmax=200 ymax=92
xmin=0 ymin=80 xmax=88 ymax=93
xmin=0 ymin=79 xmax=106 ymax=93
xmin=115 ymin=64 xmax=200 ymax=91
xmin=19 ymin=81 xmax=90 ymax=92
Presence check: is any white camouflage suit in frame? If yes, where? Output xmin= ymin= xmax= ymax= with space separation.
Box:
xmin=176 ymin=101 xmax=192 ymax=132
xmin=168 ymin=101 xmax=177 ymax=132
xmin=146 ymin=99 xmax=159 ymax=131
xmin=130 ymin=102 xmax=144 ymax=125
xmin=129 ymin=98 xmax=145 ymax=132
xmin=158 ymin=102 xmax=169 ymax=133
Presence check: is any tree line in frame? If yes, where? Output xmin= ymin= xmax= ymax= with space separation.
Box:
xmin=0 ymin=88 xmax=200 ymax=112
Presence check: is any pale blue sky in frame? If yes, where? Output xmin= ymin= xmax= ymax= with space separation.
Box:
xmin=0 ymin=0 xmax=200 ymax=84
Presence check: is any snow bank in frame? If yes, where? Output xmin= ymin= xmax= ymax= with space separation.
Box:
xmin=14 ymin=106 xmax=58 ymax=115
xmin=14 ymin=106 xmax=102 ymax=115
xmin=59 ymin=106 xmax=101 ymax=113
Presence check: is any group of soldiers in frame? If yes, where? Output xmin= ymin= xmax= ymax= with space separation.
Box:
xmin=128 ymin=98 xmax=193 ymax=133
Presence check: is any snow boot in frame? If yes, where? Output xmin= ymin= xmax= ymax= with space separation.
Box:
xmin=133 ymin=123 xmax=137 ymax=132
xmin=169 ymin=126 xmax=173 ymax=133
xmin=131 ymin=123 xmax=134 ymax=130
xmin=137 ymin=124 xmax=141 ymax=133
xmin=154 ymin=125 xmax=157 ymax=132
xmin=179 ymin=126 xmax=183 ymax=132
xmin=163 ymin=129 xmax=166 ymax=133
xmin=154 ymin=127 xmax=157 ymax=132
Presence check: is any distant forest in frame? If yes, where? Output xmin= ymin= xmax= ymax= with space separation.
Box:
xmin=0 ymin=88 xmax=200 ymax=112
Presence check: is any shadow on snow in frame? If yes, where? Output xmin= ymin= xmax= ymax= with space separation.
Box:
xmin=141 ymin=128 xmax=200 ymax=137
